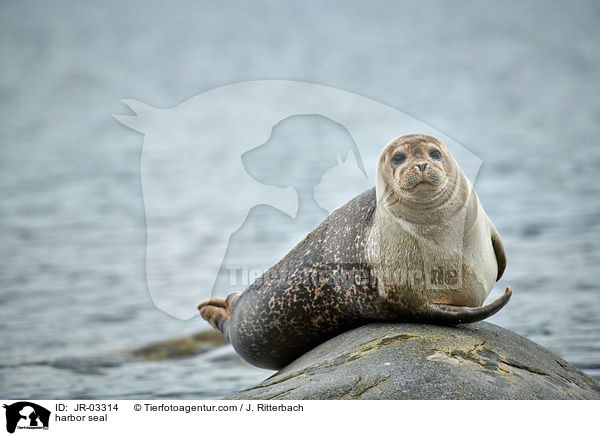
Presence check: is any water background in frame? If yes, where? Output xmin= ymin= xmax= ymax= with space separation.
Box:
xmin=1 ymin=0 xmax=599 ymax=399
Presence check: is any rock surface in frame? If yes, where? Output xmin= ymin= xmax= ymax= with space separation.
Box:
xmin=226 ymin=322 xmax=600 ymax=400
xmin=132 ymin=330 xmax=227 ymax=360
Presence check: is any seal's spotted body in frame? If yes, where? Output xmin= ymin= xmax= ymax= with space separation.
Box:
xmin=228 ymin=189 xmax=386 ymax=369
xmin=199 ymin=134 xmax=512 ymax=370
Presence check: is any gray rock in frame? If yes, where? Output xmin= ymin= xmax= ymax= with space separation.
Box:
xmin=226 ymin=322 xmax=600 ymax=399
xmin=132 ymin=330 xmax=227 ymax=360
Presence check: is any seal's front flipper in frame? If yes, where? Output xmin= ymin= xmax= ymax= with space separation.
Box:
xmin=423 ymin=287 xmax=512 ymax=325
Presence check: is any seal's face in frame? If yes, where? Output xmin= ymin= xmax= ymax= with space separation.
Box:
xmin=377 ymin=134 xmax=455 ymax=206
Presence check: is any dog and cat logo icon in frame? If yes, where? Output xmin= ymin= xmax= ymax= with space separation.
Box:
xmin=3 ymin=402 xmax=50 ymax=433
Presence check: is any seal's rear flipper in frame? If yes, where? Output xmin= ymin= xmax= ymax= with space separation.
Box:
xmin=423 ymin=287 xmax=512 ymax=325
xmin=198 ymin=298 xmax=230 ymax=336
xmin=198 ymin=292 xmax=241 ymax=339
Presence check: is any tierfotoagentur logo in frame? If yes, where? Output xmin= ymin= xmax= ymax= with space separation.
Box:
xmin=114 ymin=80 xmax=482 ymax=319
xmin=3 ymin=402 xmax=50 ymax=434
xmin=225 ymin=263 xmax=459 ymax=289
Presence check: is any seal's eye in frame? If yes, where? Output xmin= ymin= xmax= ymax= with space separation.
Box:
xmin=391 ymin=152 xmax=406 ymax=165
xmin=429 ymin=149 xmax=442 ymax=160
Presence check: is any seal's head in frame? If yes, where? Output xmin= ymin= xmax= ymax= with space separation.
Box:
xmin=376 ymin=134 xmax=464 ymax=219
xmin=378 ymin=134 xmax=454 ymax=198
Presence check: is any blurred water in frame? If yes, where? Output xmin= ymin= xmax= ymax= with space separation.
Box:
xmin=1 ymin=0 xmax=599 ymax=399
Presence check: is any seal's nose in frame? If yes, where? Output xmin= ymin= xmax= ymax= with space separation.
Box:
xmin=416 ymin=163 xmax=428 ymax=172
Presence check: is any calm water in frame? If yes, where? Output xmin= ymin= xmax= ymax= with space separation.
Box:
xmin=1 ymin=0 xmax=599 ymax=399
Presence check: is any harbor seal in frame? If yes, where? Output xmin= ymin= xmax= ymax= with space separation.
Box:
xmin=199 ymin=134 xmax=511 ymax=370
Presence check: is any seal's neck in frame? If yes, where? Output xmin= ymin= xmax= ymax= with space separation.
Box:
xmin=376 ymin=168 xmax=471 ymax=226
